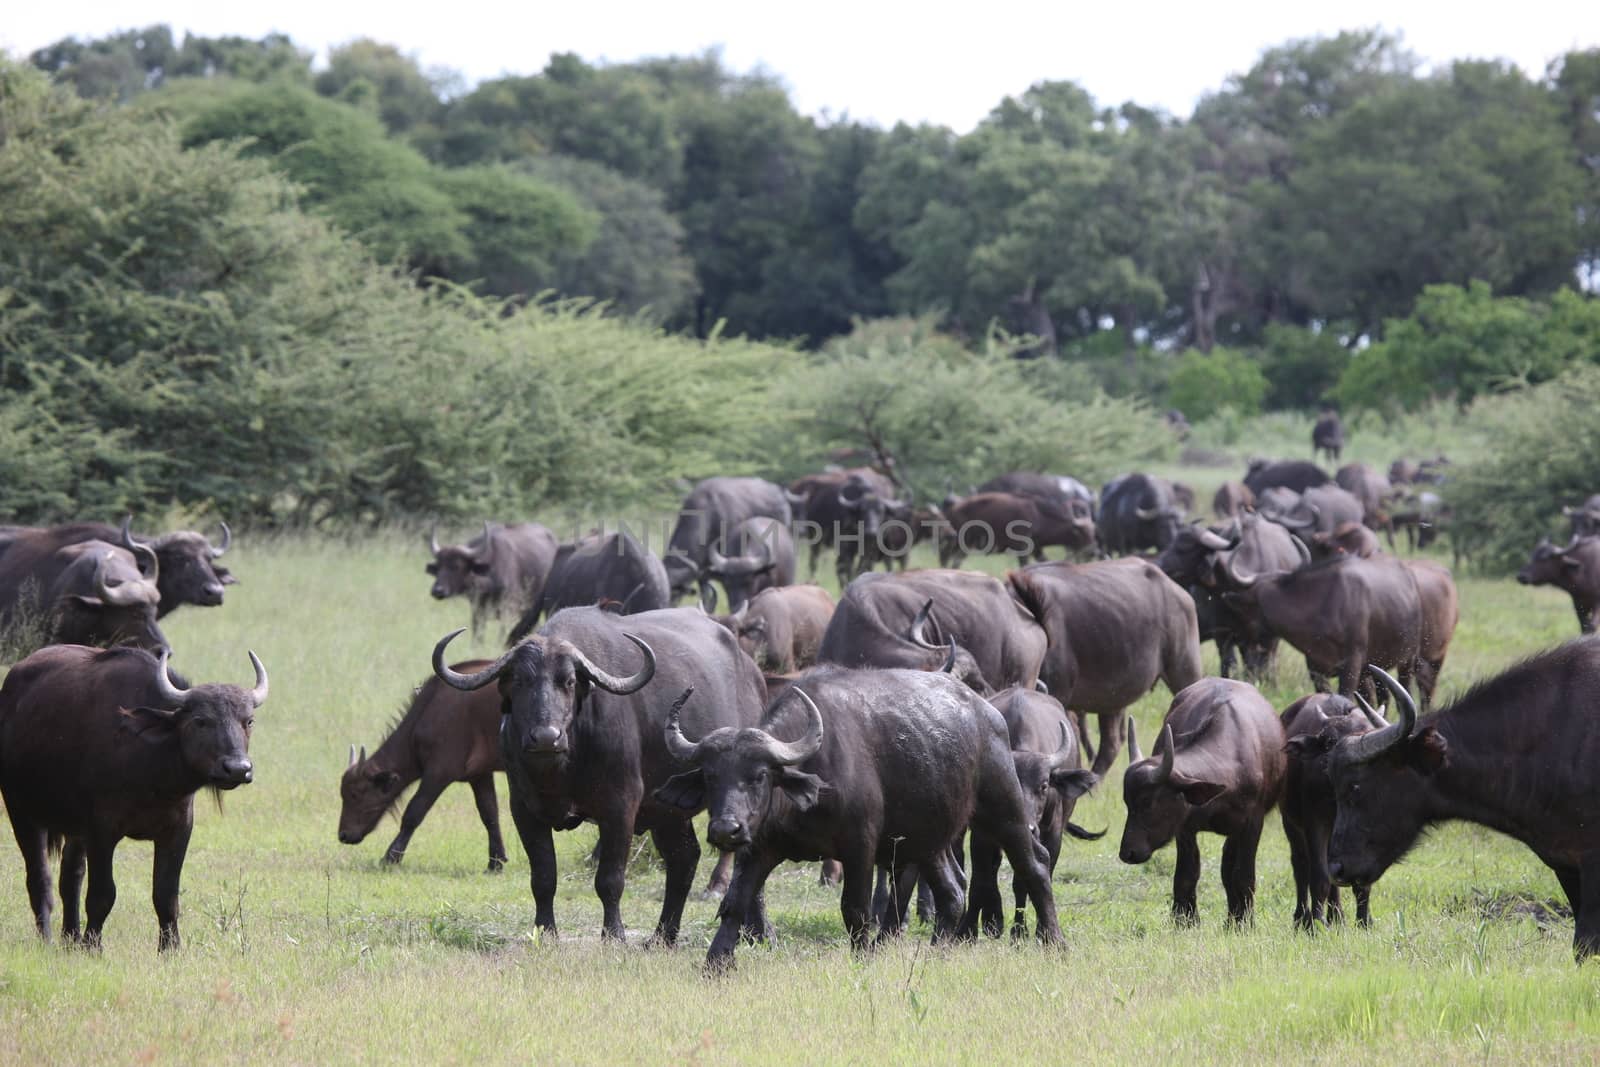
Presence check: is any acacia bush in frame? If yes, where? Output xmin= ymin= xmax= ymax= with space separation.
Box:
xmin=1166 ymin=348 xmax=1269 ymax=421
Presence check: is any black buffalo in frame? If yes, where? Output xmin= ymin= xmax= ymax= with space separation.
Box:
xmin=1213 ymin=481 xmax=1256 ymax=519
xmin=339 ymin=661 xmax=507 ymax=871
xmin=0 ymin=537 xmax=167 ymax=656
xmin=1565 ymin=496 xmax=1600 ymax=540
xmin=0 ymin=645 xmax=266 ymax=949
xmin=701 ymin=515 xmax=796 ymax=614
xmin=1259 ymin=484 xmax=1366 ymax=540
xmin=1334 ymin=463 xmax=1392 ymax=531
xmin=939 ymin=492 xmax=1095 ymax=567
xmin=0 ymin=517 xmax=233 ymax=618
xmin=1519 ymin=536 xmax=1600 ymax=634
xmin=1119 ymin=678 xmax=1286 ymax=925
xmin=655 ymin=668 xmax=1063 ymax=970
xmin=1097 ymin=474 xmax=1185 ymax=555
xmin=663 ymin=477 xmax=792 ymax=599
xmin=432 ymin=606 xmax=765 ymax=943
xmin=977 ymin=472 xmax=1096 ymax=512
xmin=507 ymin=530 xmax=671 ymax=643
xmin=1244 ymin=459 xmax=1331 ymax=497
xmin=1328 ymin=655 xmax=1600 ymax=960
xmin=427 ymin=521 xmax=559 ymax=640
xmin=1312 ymin=410 xmax=1345 ymax=464
xmin=787 ymin=468 xmax=907 ymax=585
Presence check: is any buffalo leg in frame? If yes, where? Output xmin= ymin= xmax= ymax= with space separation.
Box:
xmin=1090 ymin=710 xmax=1126 ymax=777
xmin=152 ymin=819 xmax=192 ymax=951
xmin=385 ymin=776 xmax=450 ymax=866
xmin=1284 ymin=819 xmax=1312 ymax=931
xmin=1576 ymin=854 xmax=1600 ymax=961
xmin=592 ymin=814 xmax=635 ymax=942
xmin=1172 ymin=829 xmax=1201 ymax=927
xmin=923 ymin=850 xmax=966 ymax=943
xmin=1218 ymin=638 xmax=1238 ymax=680
xmin=914 ymin=871 xmax=936 ymax=925
xmin=1073 ymin=710 xmax=1096 ymax=765
xmin=1576 ymin=602 xmax=1595 ymax=636
xmin=1353 ymin=883 xmax=1373 ymax=928
xmin=1220 ymin=819 xmax=1262 ymax=926
xmin=818 ymin=859 xmax=842 ymax=887
xmin=468 ymin=775 xmax=507 ymax=873
xmin=958 ymin=832 xmax=1004 ymax=939
xmin=1306 ymin=821 xmax=1340 ymax=926
xmin=989 ymin=821 xmax=1060 ymax=945
xmin=706 ymin=848 xmax=781 ymax=972
xmin=645 ymin=820 xmax=700 ymax=948
xmin=11 ymin=817 xmax=54 ymax=940
xmin=840 ymin=848 xmax=879 ymax=952
xmin=82 ymin=835 xmax=120 ymax=950
xmin=702 ymin=850 xmax=735 ymax=898
xmin=59 ymin=838 xmax=87 ymax=941
xmin=877 ymin=863 xmax=916 ymax=941
xmin=510 ymin=802 xmax=558 ymax=934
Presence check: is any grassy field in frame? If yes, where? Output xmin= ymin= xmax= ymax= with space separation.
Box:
xmin=3 ymin=492 xmax=1600 ymax=1064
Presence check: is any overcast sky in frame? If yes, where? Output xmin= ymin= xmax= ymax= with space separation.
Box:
xmin=4 ymin=2 xmax=1594 ymax=130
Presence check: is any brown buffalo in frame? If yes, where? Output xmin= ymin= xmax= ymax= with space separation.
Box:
xmin=1519 ymin=536 xmax=1600 ymax=634
xmin=0 ymin=537 xmax=167 ymax=657
xmin=939 ymin=492 xmax=1095 ymax=568
xmin=1213 ymin=481 xmax=1256 ymax=520
xmin=717 ymin=584 xmax=835 ymax=674
xmin=1310 ymin=521 xmax=1381 ymax=561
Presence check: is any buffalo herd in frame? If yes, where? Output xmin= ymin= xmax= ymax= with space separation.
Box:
xmin=9 ymin=447 xmax=1600 ymax=967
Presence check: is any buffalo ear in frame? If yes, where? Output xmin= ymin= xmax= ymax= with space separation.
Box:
xmin=653 ymin=770 xmax=707 ymax=813
xmin=1563 ymin=557 xmax=1582 ymax=572
xmin=777 ymin=768 xmax=825 ymax=812
xmin=470 ymin=561 xmax=492 ymax=576
xmin=1409 ymin=727 xmax=1449 ymax=775
xmin=424 ymin=563 xmax=439 ymax=576
xmin=1284 ymin=733 xmax=1334 ymax=761
xmin=1050 ymin=767 xmax=1097 ymax=802
xmin=215 ymin=566 xmax=240 ymax=585
xmin=67 ymin=594 xmax=105 ymax=608
xmin=372 ymin=771 xmax=402 ymax=793
xmin=1175 ymin=777 xmax=1227 ymax=807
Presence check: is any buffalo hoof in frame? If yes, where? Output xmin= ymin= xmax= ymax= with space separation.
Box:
xmin=702 ymin=953 xmax=736 ymax=978
xmin=643 ymin=932 xmax=678 ymax=950
xmin=382 ymin=851 xmax=404 ymax=866
xmin=1010 ymin=921 xmax=1028 ymax=942
xmin=486 ymin=857 xmax=506 ymax=874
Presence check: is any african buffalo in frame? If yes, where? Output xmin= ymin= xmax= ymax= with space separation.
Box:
xmin=702 ymin=515 xmax=796 ymax=614
xmin=1280 ymin=692 xmax=1385 ymax=929
xmin=1244 ymin=459 xmax=1331 ymax=497
xmin=1519 ymin=536 xmax=1600 ymax=634
xmin=964 ymin=687 xmax=1100 ymax=939
xmin=0 ymin=517 xmax=233 ymax=618
xmin=1310 ymin=522 xmax=1381 ymax=561
xmin=1328 ymin=656 xmax=1600 ymax=960
xmin=978 ymin=472 xmax=1096 ymax=511
xmin=1098 ymin=474 xmax=1185 ymax=555
xmin=1564 ymin=496 xmax=1600 ymax=540
xmin=818 ymin=569 xmax=1048 ymax=696
xmin=507 ymin=530 xmax=671 ymax=643
xmin=1334 ymin=463 xmax=1391 ymax=531
xmin=0 ymin=538 xmax=167 ymax=657
xmin=427 ymin=522 xmax=559 ymax=640
xmin=662 ymin=477 xmax=793 ymax=599
xmin=432 ymin=606 xmax=765 ymax=943
xmin=1213 ymin=481 xmax=1256 ymax=519
xmin=655 ymin=668 xmax=1062 ymax=970
xmin=788 ymin=469 xmax=906 ymax=586
xmin=0 ymin=645 xmax=266 ymax=949
xmin=717 ymin=584 xmax=835 ymax=674
xmin=1312 ymin=410 xmax=1345 ymax=464
xmin=1388 ymin=489 xmax=1448 ymax=551
xmin=1224 ymin=554 xmax=1422 ymax=702
xmin=939 ymin=492 xmax=1095 ymax=568
xmin=1260 ymin=484 xmax=1365 ymax=539
xmin=339 ymin=662 xmax=507 ymax=871
xmin=1008 ymin=558 xmax=1203 ymax=775
xmin=1119 ymin=679 xmax=1286 ymax=925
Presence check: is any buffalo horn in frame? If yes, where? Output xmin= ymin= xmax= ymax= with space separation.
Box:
xmin=348 ymin=744 xmax=359 ymax=771
xmin=154 ymin=648 xmax=190 ymax=709
xmin=1127 ymin=718 xmax=1144 ymax=763
xmin=756 ymin=687 xmax=825 ymax=765
xmin=1223 ymin=552 xmax=1259 ymax=589
xmin=1155 ymin=724 xmax=1176 ymax=783
xmin=1290 ymin=535 xmax=1311 ymax=566
xmin=432 ymin=629 xmax=518 ymax=691
xmin=937 ymin=639 xmax=958 ymax=674
xmin=696 ymin=581 xmax=716 ymax=615
xmin=427 ymin=525 xmax=441 ymax=556
xmin=118 ymin=514 xmax=148 ymax=551
xmin=1351 ymin=691 xmax=1389 ymax=730
xmin=1049 ymin=721 xmax=1075 ymax=770
xmin=359 ymin=745 xmax=367 ymax=764
xmin=908 ymin=598 xmax=939 ymax=649
xmin=1198 ymin=528 xmax=1232 ymax=551
xmin=838 ymin=481 xmax=865 ymax=506
xmin=1345 ymin=665 xmax=1418 ymax=764
xmin=570 ymin=634 xmax=656 ymax=695
xmin=1134 ymin=504 xmax=1161 ymax=520
xmin=477 ymin=521 xmax=495 ymax=564
xmin=211 ymin=521 xmax=231 ymax=559
xmin=662 ymin=687 xmax=701 ymax=762
xmin=246 ymin=650 xmax=269 ymax=708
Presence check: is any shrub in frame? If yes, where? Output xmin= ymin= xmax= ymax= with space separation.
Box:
xmin=1166 ymin=348 xmax=1268 ymax=421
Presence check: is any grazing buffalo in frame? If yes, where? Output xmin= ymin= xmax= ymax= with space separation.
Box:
xmin=1312 ymin=410 xmax=1345 ymax=464
xmin=1519 ymin=536 xmax=1600 ymax=634
xmin=1280 ymin=693 xmax=1385 ymax=929
xmin=1119 ymin=679 xmax=1286 ymax=925
xmin=0 ymin=517 xmax=233 ymax=618
xmin=939 ymin=492 xmax=1095 ymax=568
xmin=702 ymin=516 xmax=796 ymax=614
xmin=432 ymin=606 xmax=765 ymax=943
xmin=427 ymin=522 xmax=559 ymax=640
xmin=1259 ymin=484 xmax=1365 ymax=540
xmin=1224 ymin=555 xmax=1422 ymax=701
xmin=0 ymin=538 xmax=168 ymax=656
xmin=1403 ymin=559 xmax=1459 ymax=710
xmin=978 ymin=472 xmax=1096 ymax=512
xmin=964 ymin=687 xmax=1100 ymax=939
xmin=507 ymin=530 xmax=671 ymax=643
xmin=655 ymin=668 xmax=1062 ymax=970
xmin=1310 ymin=521 xmax=1381 ymax=561
xmin=1244 ymin=459 xmax=1331 ymax=497
xmin=339 ymin=663 xmax=507 ymax=871
xmin=788 ymin=468 xmax=906 ymax=585
xmin=1328 ymin=655 xmax=1600 ymax=961
xmin=1213 ymin=481 xmax=1256 ymax=520
xmin=1564 ymin=496 xmax=1600 ymax=540
xmin=662 ymin=477 xmax=792 ymax=599
xmin=1008 ymin=559 xmax=1202 ymax=775
xmin=717 ymin=584 xmax=835 ymax=674
xmin=1098 ymin=474 xmax=1186 ymax=555
xmin=818 ymin=570 xmax=1047 ymax=696
xmin=0 ymin=645 xmax=266 ymax=949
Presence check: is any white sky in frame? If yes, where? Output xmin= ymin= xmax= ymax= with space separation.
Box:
xmin=3 ymin=1 xmax=1594 ymax=131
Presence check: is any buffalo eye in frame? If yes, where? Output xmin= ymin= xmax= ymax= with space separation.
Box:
xmin=243 ymin=717 xmax=255 ymax=730
xmin=194 ymin=718 xmax=213 ymax=729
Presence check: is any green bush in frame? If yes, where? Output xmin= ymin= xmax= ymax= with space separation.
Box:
xmin=1166 ymin=348 xmax=1269 ymax=421
xmin=1257 ymin=324 xmax=1350 ymax=409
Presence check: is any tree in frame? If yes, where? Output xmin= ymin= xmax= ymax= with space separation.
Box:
xmin=432 ymin=165 xmax=596 ymax=298
xmin=314 ymin=39 xmax=444 ymax=135
xmin=29 ymin=25 xmax=311 ymax=100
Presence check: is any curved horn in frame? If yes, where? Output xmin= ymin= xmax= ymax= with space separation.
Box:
xmin=756 ymin=687 xmax=825 ymax=765
xmin=662 ymin=687 xmax=700 ymax=762
xmin=1156 ymin=724 xmax=1176 ymax=783
xmin=1274 ymin=512 xmax=1314 ymax=530
xmin=1290 ymin=535 xmax=1311 ymax=567
xmin=154 ymin=648 xmax=190 ymax=708
xmin=1127 ymin=718 xmax=1144 ymax=763
xmin=348 ymin=744 xmax=359 ymax=770
xmin=569 ymin=634 xmax=656 ymax=695
xmin=130 ymin=540 xmax=159 ymax=587
xmin=359 ymin=745 xmax=366 ymax=763
xmin=1223 ymin=552 xmax=1259 ymax=589
xmin=1351 ymin=691 xmax=1389 ymax=730
xmin=210 ymin=521 xmax=231 ymax=559
xmin=1197 ymin=529 xmax=1232 ymax=551
xmin=698 ymin=580 xmax=718 ymax=615
xmin=1135 ymin=504 xmax=1161 ymax=520
xmin=732 ymin=597 xmax=749 ymax=624
xmin=1345 ymin=665 xmax=1418 ymax=764
xmin=1049 ymin=721 xmax=1075 ymax=770
xmin=838 ymin=481 xmax=865 ymax=505
xmin=784 ymin=489 xmax=809 ymax=510
xmin=118 ymin=514 xmax=148 ymax=551
xmin=908 ymin=598 xmax=939 ymax=649
xmin=431 ymin=629 xmax=517 ymax=691
xmin=477 ymin=521 xmax=495 ymax=564
xmin=95 ymin=552 xmax=153 ymax=607
xmin=428 ymin=525 xmax=441 ymax=556
xmin=938 ymin=639 xmax=958 ymax=674
xmin=246 ymin=650 xmax=269 ymax=708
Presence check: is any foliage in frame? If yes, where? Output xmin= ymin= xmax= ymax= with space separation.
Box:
xmin=431 ymin=165 xmax=597 ymax=297
xmin=1338 ymin=282 xmax=1600 ymax=411
xmin=28 ymin=24 xmax=311 ymax=101
xmin=313 ymin=39 xmax=445 ymax=135
xmin=1166 ymin=348 xmax=1269 ymax=421
xmin=1255 ymin=323 xmax=1350 ymax=409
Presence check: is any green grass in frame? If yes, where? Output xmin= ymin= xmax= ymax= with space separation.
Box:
xmin=3 ymin=527 xmax=1599 ymax=1065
